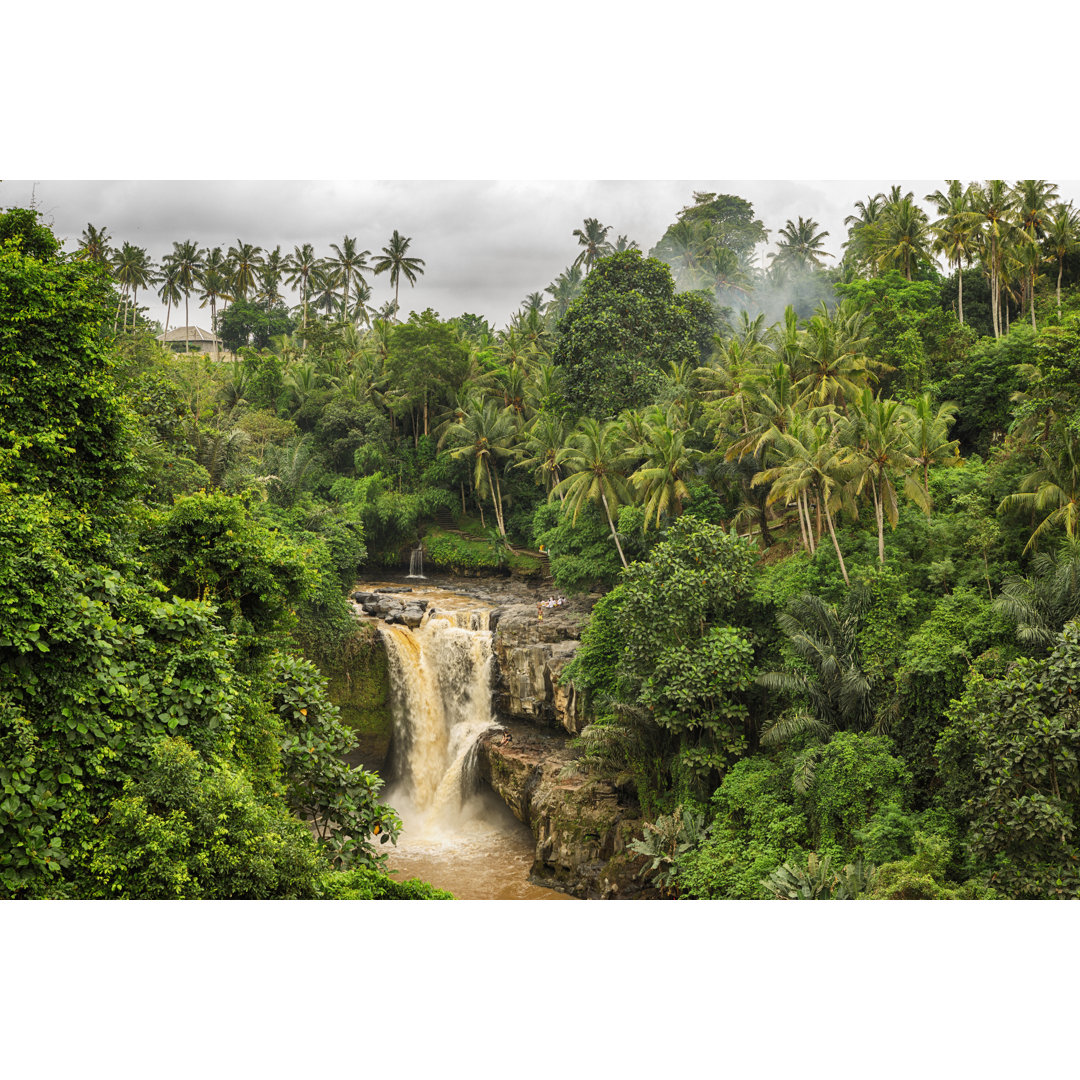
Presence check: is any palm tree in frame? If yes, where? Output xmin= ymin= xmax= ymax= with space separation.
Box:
xmin=258 ymin=245 xmax=287 ymax=309
xmin=842 ymin=193 xmax=885 ymax=275
xmin=571 ymin=218 xmax=614 ymax=274
xmin=373 ymin=230 xmax=425 ymax=320
xmin=874 ymin=191 xmax=932 ymax=280
xmin=840 ymin=388 xmax=930 ymax=564
xmin=113 ymin=242 xmax=154 ymax=331
xmin=517 ymin=413 xmax=571 ymax=500
xmin=770 ymin=217 xmax=832 ymax=273
xmin=927 ymin=180 xmax=978 ymax=324
xmin=999 ymin=436 xmax=1080 ymax=553
xmin=630 ymin=421 xmax=701 ymax=530
xmin=446 ymin=397 xmax=518 ymax=536
xmin=227 ymin=240 xmax=264 ymax=302
xmin=328 ymin=236 xmax=372 ymax=325
xmin=551 ymin=418 xmax=635 ymax=567
xmin=78 ymin=223 xmax=112 ymax=266
xmin=347 ymin=278 xmax=375 ymax=328
xmin=752 ymin=413 xmax=853 ymax=580
xmin=756 ymin=588 xmax=875 ymax=746
xmin=994 ymin=534 xmax=1080 ymax=650
xmin=794 ymin=301 xmax=875 ymax=410
xmin=157 ymin=263 xmax=183 ymax=344
xmin=904 ymin=393 xmax=960 ymax=493
xmin=1013 ymin=179 xmax=1059 ymax=330
xmin=284 ymin=243 xmax=319 ymax=328
xmin=197 ymin=246 xmax=232 ymax=358
xmin=309 ymin=262 xmax=342 ymax=318
xmin=544 ymin=265 xmax=584 ymax=321
xmin=699 ymin=246 xmax=752 ymax=299
xmin=166 ymin=240 xmax=204 ymax=352
xmin=965 ymin=181 xmax=1022 ymax=338
xmin=654 ymin=220 xmax=709 ymax=288
xmin=1045 ymin=202 xmax=1080 ymax=319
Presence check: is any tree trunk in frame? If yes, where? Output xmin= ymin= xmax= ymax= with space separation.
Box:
xmin=957 ymin=261 xmax=964 ymax=324
xmin=1059 ymin=258 xmax=1064 ymax=319
xmin=185 ymin=294 xmax=190 ymax=353
xmin=794 ymin=496 xmax=810 ymax=554
xmin=491 ymin=465 xmax=507 ymax=537
xmin=483 ymin=458 xmax=506 ymax=536
xmin=824 ymin=499 xmax=850 ymax=586
xmin=874 ymin=480 xmax=885 ymax=564
xmin=600 ymin=489 xmax=628 ymax=568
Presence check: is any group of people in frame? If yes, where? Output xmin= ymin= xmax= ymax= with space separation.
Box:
xmin=536 ymin=596 xmax=567 ymax=620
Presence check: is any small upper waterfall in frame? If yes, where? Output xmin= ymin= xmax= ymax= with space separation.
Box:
xmin=406 ymin=543 xmax=425 ymax=579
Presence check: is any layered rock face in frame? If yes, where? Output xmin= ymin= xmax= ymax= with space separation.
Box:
xmin=482 ymin=601 xmax=648 ymax=898
xmin=488 ymin=603 xmax=585 ymax=736
xmin=474 ymin=721 xmax=647 ymax=899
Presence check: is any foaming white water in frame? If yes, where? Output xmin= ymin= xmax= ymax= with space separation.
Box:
xmin=380 ymin=606 xmax=497 ymax=828
xmin=365 ymin=584 xmax=572 ymax=899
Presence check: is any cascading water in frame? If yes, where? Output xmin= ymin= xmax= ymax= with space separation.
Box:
xmin=406 ymin=544 xmax=425 ymax=579
xmin=367 ymin=584 xmax=569 ymax=899
xmin=381 ymin=606 xmax=495 ymax=818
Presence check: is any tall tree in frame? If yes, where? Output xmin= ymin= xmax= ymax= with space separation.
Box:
xmin=197 ymin=246 xmax=232 ymax=357
xmin=157 ymin=263 xmax=182 ymax=344
xmin=165 ymin=240 xmax=204 ymax=352
xmin=373 ymin=230 xmax=425 ymax=320
xmin=840 ymin=389 xmax=929 ymax=564
xmin=328 ymin=235 xmax=371 ymax=325
xmin=1014 ymin=179 xmax=1059 ymax=330
xmin=227 ymin=240 xmax=264 ymax=302
xmin=571 ymin=218 xmax=614 ymax=273
xmin=927 ymin=180 xmax=977 ymax=324
xmin=770 ymin=217 xmax=832 ymax=272
xmin=551 ymin=417 xmax=636 ymax=567
xmin=965 ymin=181 xmax=1021 ymax=338
xmin=446 ymin=397 xmax=518 ymax=536
xmin=1045 ymin=202 xmax=1080 ymax=318
xmin=874 ymin=191 xmax=932 ymax=280
xmin=78 ymin=223 xmax=112 ymax=266
xmin=113 ymin=242 xmax=154 ymax=331
xmin=284 ymin=243 xmax=319 ymax=328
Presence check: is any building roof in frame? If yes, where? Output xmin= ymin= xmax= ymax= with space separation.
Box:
xmin=156 ymin=326 xmax=221 ymax=343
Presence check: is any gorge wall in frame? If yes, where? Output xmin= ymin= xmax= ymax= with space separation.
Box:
xmin=479 ymin=601 xmax=648 ymax=899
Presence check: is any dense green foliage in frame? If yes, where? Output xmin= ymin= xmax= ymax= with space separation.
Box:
xmin=9 ymin=176 xmax=1080 ymax=900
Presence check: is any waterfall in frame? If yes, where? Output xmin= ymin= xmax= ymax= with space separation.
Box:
xmin=379 ymin=606 xmax=497 ymax=828
xmin=406 ymin=543 xmax=425 ymax=579
xmin=359 ymin=582 xmax=569 ymax=898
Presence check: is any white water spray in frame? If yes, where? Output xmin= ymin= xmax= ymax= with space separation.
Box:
xmin=380 ymin=605 xmax=499 ymax=836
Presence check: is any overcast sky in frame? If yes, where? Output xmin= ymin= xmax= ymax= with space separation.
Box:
xmin=7 ymin=177 xmax=1080 ymax=334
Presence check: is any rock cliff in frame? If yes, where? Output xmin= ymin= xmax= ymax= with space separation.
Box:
xmin=474 ymin=721 xmax=647 ymax=899
xmin=481 ymin=601 xmax=648 ymax=897
xmin=489 ymin=602 xmax=586 ymax=735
